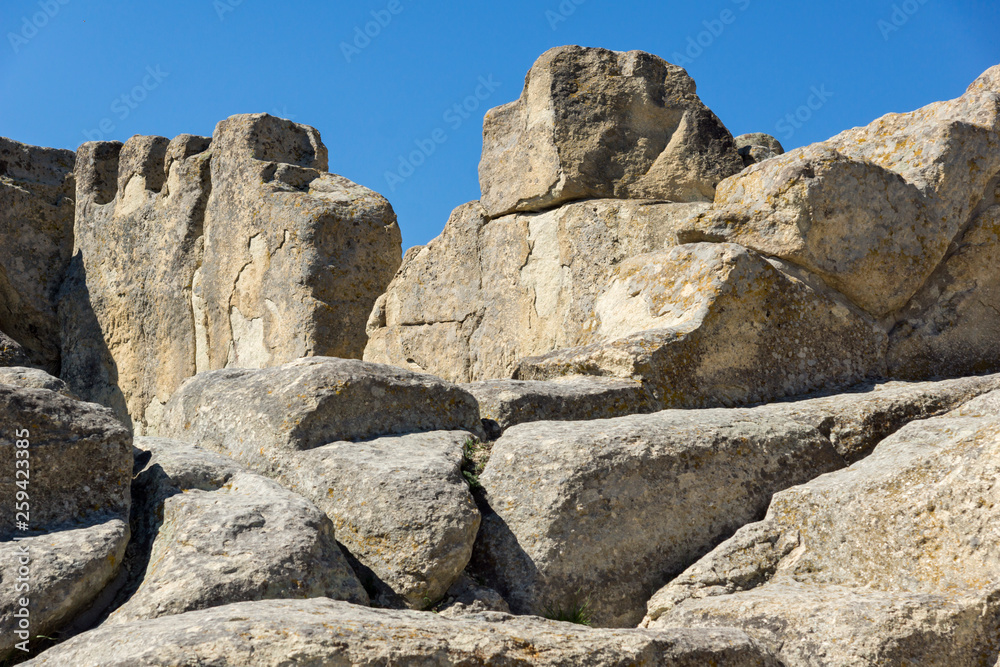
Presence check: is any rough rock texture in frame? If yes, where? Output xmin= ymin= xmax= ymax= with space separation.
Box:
xmin=24 ymin=598 xmax=780 ymax=667
xmin=108 ymin=438 xmax=368 ymax=624
xmin=159 ymin=358 xmax=483 ymax=607
xmin=464 ymin=376 xmax=654 ymax=432
xmin=0 ymin=330 xmax=29 ymax=367
xmin=1 ymin=520 xmax=129 ymax=661
xmin=734 ymin=133 xmax=784 ymax=167
xmin=60 ymin=114 xmax=401 ymax=432
xmin=0 ymin=367 xmax=74 ymax=397
xmin=472 ymin=407 xmax=845 ymax=627
xmin=365 ymin=198 xmax=710 ymax=383
xmin=888 ymin=203 xmax=1000 ymax=378
xmin=0 ymin=384 xmax=131 ymax=537
xmin=518 ymin=243 xmax=887 ymax=409
xmin=479 ymin=46 xmax=743 ymax=217
xmin=435 ymin=572 xmax=511 ymax=617
xmin=682 ymin=66 xmax=1000 ymax=321
xmin=643 ymin=392 xmax=1000 ymax=666
xmin=0 ymin=138 xmax=75 ymax=374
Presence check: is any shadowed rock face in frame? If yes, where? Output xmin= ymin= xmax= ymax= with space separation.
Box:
xmin=0 ymin=138 xmax=75 ymax=374
xmin=478 ymin=46 xmax=744 ymax=218
xmin=59 ymin=114 xmax=402 ymax=432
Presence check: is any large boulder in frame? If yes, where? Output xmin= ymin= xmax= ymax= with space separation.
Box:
xmin=365 ymin=198 xmax=709 ymax=383
xmin=159 ymin=357 xmax=483 ymax=607
xmin=478 ymin=46 xmax=743 ymax=217
xmin=680 ymin=65 xmax=1000 ymax=321
xmin=23 ymin=598 xmax=780 ymax=666
xmin=0 ymin=383 xmax=131 ymax=661
xmin=0 ymin=138 xmax=75 ymax=373
xmin=108 ymin=438 xmax=368 ymax=624
xmin=734 ymin=132 xmax=784 ymax=167
xmin=643 ymin=391 xmax=1000 ymax=666
xmin=471 ymin=374 xmax=1000 ymax=628
xmin=60 ymin=114 xmax=401 ymax=432
xmin=0 ymin=367 xmax=75 ymax=397
xmin=517 ymin=243 xmax=887 ymax=409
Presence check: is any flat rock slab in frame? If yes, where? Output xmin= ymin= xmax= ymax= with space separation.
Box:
xmin=108 ymin=438 xmax=368 ymax=624
xmin=0 ymin=519 xmax=128 ymax=661
xmin=463 ymin=376 xmax=654 ymax=432
xmin=24 ymin=598 xmax=780 ymax=666
xmin=643 ymin=390 xmax=1000 ymax=666
xmin=0 ymin=367 xmax=74 ymax=397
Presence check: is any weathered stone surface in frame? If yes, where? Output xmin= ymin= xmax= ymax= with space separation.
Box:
xmin=435 ymin=572 xmax=511 ymax=617
xmin=25 ymin=598 xmax=780 ymax=666
xmin=107 ymin=438 xmax=367 ymax=625
xmin=159 ymin=358 xmax=483 ymax=607
xmin=643 ymin=393 xmax=1000 ymax=666
xmin=681 ymin=67 xmax=1000 ymax=319
xmin=734 ymin=133 xmax=784 ymax=167
xmin=464 ymin=376 xmax=654 ymax=432
xmin=518 ymin=243 xmax=886 ymax=409
xmin=1 ymin=520 xmax=129 ymax=662
xmin=60 ymin=114 xmax=401 ymax=433
xmin=479 ymin=46 xmax=743 ymax=217
xmin=365 ymin=198 xmax=709 ymax=383
xmin=0 ymin=385 xmax=131 ymax=538
xmin=471 ymin=406 xmax=845 ymax=627
xmin=0 ymin=330 xmax=28 ymax=367
xmin=888 ymin=204 xmax=1000 ymax=378
xmin=0 ymin=138 xmax=75 ymax=374
xmin=0 ymin=366 xmax=75 ymax=397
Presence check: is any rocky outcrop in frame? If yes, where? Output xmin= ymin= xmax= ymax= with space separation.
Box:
xmin=517 ymin=243 xmax=887 ymax=409
xmin=0 ymin=138 xmax=75 ymax=373
xmin=643 ymin=391 xmax=1000 ymax=666
xmin=108 ymin=438 xmax=368 ymax=624
xmin=60 ymin=114 xmax=401 ymax=432
xmin=23 ymin=598 xmax=780 ymax=667
xmin=0 ymin=383 xmax=131 ymax=661
xmin=159 ymin=358 xmax=483 ymax=607
xmin=734 ymin=132 xmax=784 ymax=166
xmin=479 ymin=46 xmax=743 ymax=218
xmin=365 ymin=198 xmax=710 ymax=383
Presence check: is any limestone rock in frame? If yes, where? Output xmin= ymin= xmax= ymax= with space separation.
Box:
xmin=888 ymin=204 xmax=1000 ymax=378
xmin=471 ymin=406 xmax=845 ymax=627
xmin=159 ymin=358 xmax=483 ymax=607
xmin=108 ymin=438 xmax=368 ymax=624
xmin=1 ymin=520 xmax=129 ymax=662
xmin=0 ymin=138 xmax=75 ymax=374
xmin=464 ymin=376 xmax=655 ymax=432
xmin=60 ymin=115 xmax=401 ymax=432
xmin=24 ymin=598 xmax=780 ymax=666
xmin=518 ymin=243 xmax=887 ymax=409
xmin=734 ymin=132 xmax=784 ymax=167
xmin=435 ymin=572 xmax=511 ymax=617
xmin=365 ymin=198 xmax=710 ymax=383
xmin=643 ymin=393 xmax=1000 ymax=666
xmin=479 ymin=46 xmax=743 ymax=217
xmin=0 ymin=366 xmax=75 ymax=397
xmin=0 ymin=385 xmax=131 ymax=537
xmin=0 ymin=332 xmax=29 ymax=367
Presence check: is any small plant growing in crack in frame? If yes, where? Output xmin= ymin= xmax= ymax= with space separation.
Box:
xmin=461 ymin=437 xmax=491 ymax=491
xmin=542 ymin=598 xmax=593 ymax=626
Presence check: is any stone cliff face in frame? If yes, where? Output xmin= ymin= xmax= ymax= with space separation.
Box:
xmin=57 ymin=114 xmax=402 ymax=432
xmin=2 ymin=46 xmax=1000 ymax=667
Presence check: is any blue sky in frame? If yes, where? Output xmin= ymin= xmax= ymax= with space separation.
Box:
xmin=2 ymin=0 xmax=997 ymax=250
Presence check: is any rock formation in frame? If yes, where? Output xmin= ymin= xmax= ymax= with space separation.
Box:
xmin=2 ymin=45 xmax=1000 ymax=667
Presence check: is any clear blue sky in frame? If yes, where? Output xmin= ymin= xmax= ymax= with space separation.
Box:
xmin=2 ymin=0 xmax=997 ymax=250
